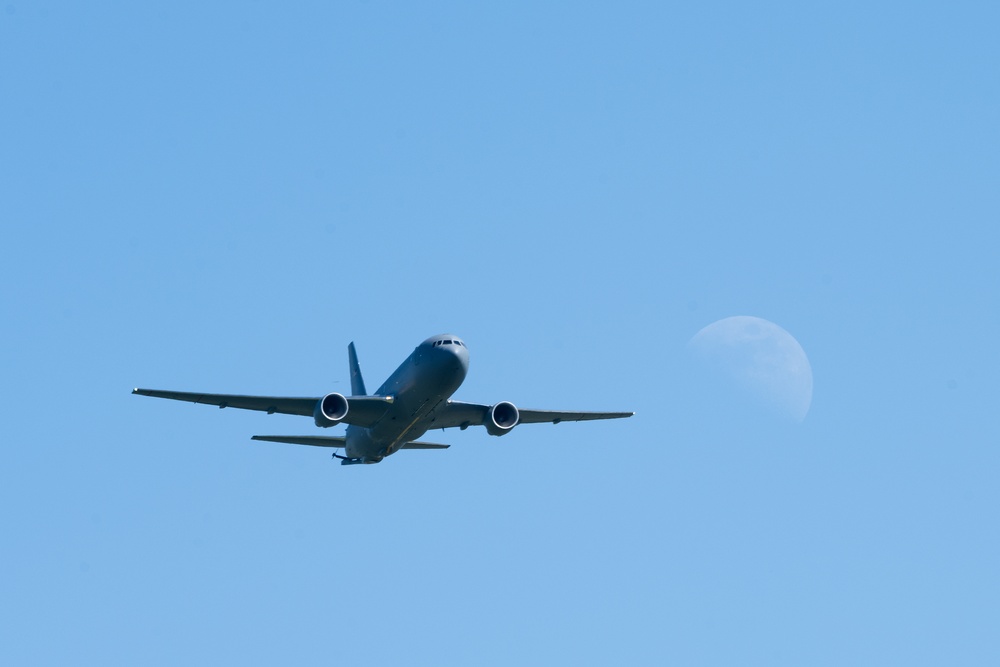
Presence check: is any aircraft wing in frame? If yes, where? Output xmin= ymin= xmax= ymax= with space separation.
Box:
xmin=435 ymin=400 xmax=634 ymax=429
xmin=132 ymin=388 xmax=393 ymax=428
xmin=515 ymin=409 xmax=635 ymax=424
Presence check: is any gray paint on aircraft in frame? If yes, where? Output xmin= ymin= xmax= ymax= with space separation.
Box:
xmin=133 ymin=334 xmax=633 ymax=465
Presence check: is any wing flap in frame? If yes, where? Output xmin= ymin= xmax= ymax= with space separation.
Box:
xmin=432 ymin=400 xmax=489 ymax=429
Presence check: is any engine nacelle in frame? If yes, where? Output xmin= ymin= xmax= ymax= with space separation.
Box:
xmin=484 ymin=401 xmax=519 ymax=436
xmin=314 ymin=392 xmax=349 ymax=428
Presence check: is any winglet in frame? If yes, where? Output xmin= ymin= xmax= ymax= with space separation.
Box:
xmin=348 ymin=342 xmax=367 ymax=396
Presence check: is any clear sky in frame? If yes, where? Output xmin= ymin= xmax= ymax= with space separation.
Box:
xmin=2 ymin=2 xmax=997 ymax=664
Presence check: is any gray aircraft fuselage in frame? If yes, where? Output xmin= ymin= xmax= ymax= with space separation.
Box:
xmin=132 ymin=334 xmax=633 ymax=466
xmin=348 ymin=334 xmax=470 ymax=461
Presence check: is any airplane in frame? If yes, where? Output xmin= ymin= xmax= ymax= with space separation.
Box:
xmin=133 ymin=334 xmax=634 ymax=465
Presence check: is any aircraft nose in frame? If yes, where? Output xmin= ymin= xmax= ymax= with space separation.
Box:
xmin=454 ymin=344 xmax=470 ymax=373
xmin=438 ymin=340 xmax=469 ymax=374
xmin=426 ymin=337 xmax=470 ymax=377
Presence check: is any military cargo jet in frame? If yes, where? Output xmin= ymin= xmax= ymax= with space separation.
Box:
xmin=133 ymin=334 xmax=633 ymax=465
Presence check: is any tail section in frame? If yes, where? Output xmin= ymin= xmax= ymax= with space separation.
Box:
xmin=348 ymin=342 xmax=367 ymax=396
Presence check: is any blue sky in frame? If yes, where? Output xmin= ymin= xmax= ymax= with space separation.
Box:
xmin=2 ymin=1 xmax=997 ymax=664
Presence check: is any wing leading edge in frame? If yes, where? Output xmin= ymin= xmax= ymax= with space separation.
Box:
xmin=131 ymin=388 xmax=393 ymax=428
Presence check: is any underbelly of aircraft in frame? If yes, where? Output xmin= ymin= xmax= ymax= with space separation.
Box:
xmin=346 ymin=394 xmax=445 ymax=459
xmin=345 ymin=349 xmax=466 ymax=460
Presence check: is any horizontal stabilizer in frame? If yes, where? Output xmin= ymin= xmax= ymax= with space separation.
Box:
xmin=251 ymin=435 xmax=449 ymax=450
xmin=252 ymin=435 xmax=346 ymax=447
xmin=399 ymin=441 xmax=450 ymax=450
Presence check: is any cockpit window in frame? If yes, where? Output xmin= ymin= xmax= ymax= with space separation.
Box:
xmin=444 ymin=340 xmax=453 ymax=345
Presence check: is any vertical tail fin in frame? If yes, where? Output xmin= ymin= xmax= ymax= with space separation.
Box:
xmin=348 ymin=342 xmax=367 ymax=396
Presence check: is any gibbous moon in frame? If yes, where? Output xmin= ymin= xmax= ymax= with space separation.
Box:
xmin=688 ymin=316 xmax=813 ymax=422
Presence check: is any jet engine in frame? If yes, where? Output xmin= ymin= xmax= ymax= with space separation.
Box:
xmin=314 ymin=392 xmax=349 ymax=428
xmin=484 ymin=401 xmax=519 ymax=436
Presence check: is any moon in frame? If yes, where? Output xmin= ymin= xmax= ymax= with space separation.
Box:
xmin=687 ymin=316 xmax=813 ymax=422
